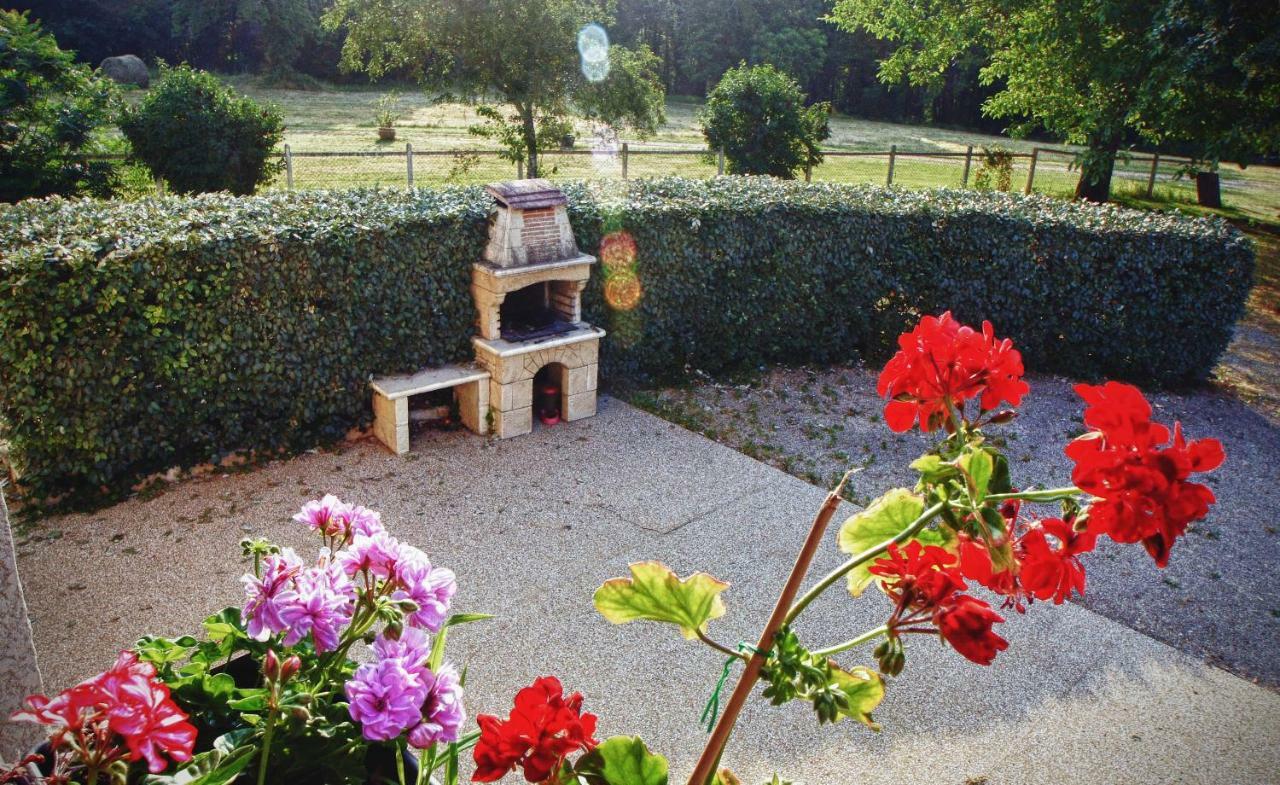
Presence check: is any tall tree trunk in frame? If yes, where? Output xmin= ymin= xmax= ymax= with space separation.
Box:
xmin=1075 ymin=140 xmax=1118 ymax=202
xmin=521 ymin=104 xmax=538 ymax=179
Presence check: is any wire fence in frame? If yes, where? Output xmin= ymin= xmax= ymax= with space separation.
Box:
xmin=104 ymin=143 xmax=1232 ymax=205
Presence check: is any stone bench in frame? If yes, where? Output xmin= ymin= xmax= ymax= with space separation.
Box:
xmin=370 ymin=364 xmax=491 ymax=455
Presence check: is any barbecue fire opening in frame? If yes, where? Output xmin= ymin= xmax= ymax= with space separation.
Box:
xmin=499 ymin=282 xmax=576 ymax=342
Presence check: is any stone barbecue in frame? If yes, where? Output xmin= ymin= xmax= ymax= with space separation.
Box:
xmin=370 ymin=180 xmax=603 ymax=453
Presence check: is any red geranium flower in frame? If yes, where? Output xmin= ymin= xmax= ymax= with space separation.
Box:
xmin=1066 ymin=382 xmax=1225 ymax=567
xmin=1018 ymin=518 xmax=1097 ymax=604
xmin=472 ymin=676 xmax=599 ymax=784
xmin=868 ymin=541 xmax=965 ymax=610
xmin=11 ymin=651 xmax=196 ymax=776
xmin=933 ymin=594 xmax=1009 ymax=665
xmin=877 ymin=312 xmax=1029 ymax=433
xmin=956 ymin=533 xmax=1022 ymax=602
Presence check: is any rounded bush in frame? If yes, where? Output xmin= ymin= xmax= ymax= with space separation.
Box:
xmin=120 ymin=64 xmax=285 ymax=195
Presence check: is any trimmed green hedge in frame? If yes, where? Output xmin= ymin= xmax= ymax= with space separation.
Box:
xmin=0 ymin=179 xmax=1252 ymax=502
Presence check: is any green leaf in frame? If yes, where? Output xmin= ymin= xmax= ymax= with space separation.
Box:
xmin=443 ymin=612 xmax=494 ymax=627
xmin=837 ymin=488 xmax=949 ymax=596
xmin=575 ymin=736 xmax=669 ymax=785
xmin=593 ymin=561 xmax=729 ymax=640
xmin=957 ymin=447 xmax=994 ymax=502
xmin=142 ymin=743 xmax=255 ymax=785
xmin=829 ymin=665 xmax=884 ymax=730
xmin=909 ymin=454 xmax=955 ymax=486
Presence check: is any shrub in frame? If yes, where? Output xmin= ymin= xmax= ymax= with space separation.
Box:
xmin=120 ymin=64 xmax=285 ymax=195
xmin=0 ymin=179 xmax=1251 ymax=502
xmin=973 ymin=145 xmax=1014 ymax=192
xmin=701 ymin=63 xmax=830 ymax=179
xmin=0 ymin=11 xmax=120 ymax=203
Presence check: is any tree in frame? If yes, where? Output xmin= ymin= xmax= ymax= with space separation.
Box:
xmin=701 ymin=63 xmax=830 ymax=179
xmin=1137 ymin=0 xmax=1280 ymax=204
xmin=324 ymin=0 xmax=666 ymax=178
xmin=120 ymin=64 xmax=285 ymax=195
xmin=0 ymin=10 xmax=119 ymax=203
xmin=830 ymin=0 xmax=1280 ymax=203
xmin=171 ymin=0 xmax=329 ymax=75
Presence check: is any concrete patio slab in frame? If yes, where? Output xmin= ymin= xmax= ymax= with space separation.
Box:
xmin=13 ymin=397 xmax=1280 ymax=783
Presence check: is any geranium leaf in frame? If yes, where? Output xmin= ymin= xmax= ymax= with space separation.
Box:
xmin=593 ymin=561 xmax=729 ymax=640
xmin=574 ymin=735 xmax=669 ymax=785
xmin=957 ymin=447 xmax=994 ymax=502
xmin=838 ymin=488 xmax=950 ymax=596
xmin=830 ymin=665 xmax=884 ymax=729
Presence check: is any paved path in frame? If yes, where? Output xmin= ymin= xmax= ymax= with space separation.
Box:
xmin=15 ymin=399 xmax=1280 ymax=784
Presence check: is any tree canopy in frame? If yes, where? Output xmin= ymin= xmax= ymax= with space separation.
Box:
xmin=324 ymin=0 xmax=665 ymax=176
xmin=701 ymin=63 xmax=830 ymax=179
xmin=830 ymin=0 xmax=1280 ymax=201
xmin=0 ymin=10 xmax=119 ymax=202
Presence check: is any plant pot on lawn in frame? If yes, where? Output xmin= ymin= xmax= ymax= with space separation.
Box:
xmin=1196 ymin=171 xmax=1222 ymax=208
xmin=378 ymin=126 xmax=397 ymax=142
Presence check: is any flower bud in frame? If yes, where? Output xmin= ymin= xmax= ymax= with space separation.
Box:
xmin=280 ymin=655 xmax=302 ymax=683
xmin=263 ymin=649 xmax=280 ymax=681
xmin=987 ymin=409 xmax=1017 ymax=424
xmin=397 ymin=598 xmax=420 ymax=614
xmin=291 ymin=706 xmax=311 ymax=722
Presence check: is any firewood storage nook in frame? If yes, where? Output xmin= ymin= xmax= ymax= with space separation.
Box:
xmin=370 ymin=180 xmax=604 ymax=453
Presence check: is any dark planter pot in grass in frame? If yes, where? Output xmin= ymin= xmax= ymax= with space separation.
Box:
xmin=1196 ymin=171 xmax=1222 ymax=208
xmin=378 ymin=127 xmax=397 ymax=142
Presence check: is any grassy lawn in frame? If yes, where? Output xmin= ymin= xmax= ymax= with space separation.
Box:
xmin=144 ymin=79 xmax=1273 ymax=222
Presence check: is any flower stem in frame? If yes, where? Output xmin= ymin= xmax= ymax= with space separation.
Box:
xmin=811 ymin=624 xmax=890 ymax=658
xmin=696 ymin=630 xmax=747 ymax=659
xmin=784 ymin=500 xmax=947 ymax=624
xmin=257 ymin=708 xmax=278 ymax=785
xmin=985 ymin=486 xmax=1081 ymax=503
xmin=396 ymin=739 xmax=406 ymax=785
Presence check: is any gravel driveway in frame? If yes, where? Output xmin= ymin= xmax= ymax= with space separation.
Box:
xmin=631 ymin=365 xmax=1280 ymax=688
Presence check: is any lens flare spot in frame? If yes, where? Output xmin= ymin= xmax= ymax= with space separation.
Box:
xmin=600 ymin=230 xmax=637 ymax=269
xmin=604 ymin=270 xmax=643 ymax=312
xmin=608 ymin=308 xmax=643 ymax=348
xmin=578 ymin=24 xmax=610 ymax=82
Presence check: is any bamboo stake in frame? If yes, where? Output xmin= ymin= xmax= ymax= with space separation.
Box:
xmin=686 ymin=471 xmax=856 ymax=785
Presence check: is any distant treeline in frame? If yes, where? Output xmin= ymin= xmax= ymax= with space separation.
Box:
xmin=17 ymin=0 xmax=1008 ymax=132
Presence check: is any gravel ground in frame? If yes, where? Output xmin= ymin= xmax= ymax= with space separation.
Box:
xmin=629 ymin=365 xmax=1280 ymax=688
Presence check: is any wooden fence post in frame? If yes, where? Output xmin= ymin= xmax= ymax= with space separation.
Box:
xmin=962 ymin=145 xmax=973 ymax=188
xmin=1025 ymin=147 xmax=1039 ymax=194
xmin=1146 ymin=152 xmax=1160 ymax=198
xmin=621 ymin=142 xmax=629 ymax=180
xmin=284 ymin=144 xmax=294 ymax=190
xmin=886 ymin=145 xmax=896 ymax=186
xmin=717 ymin=148 xmax=725 ymax=176
xmin=405 ymin=142 xmax=414 ymax=189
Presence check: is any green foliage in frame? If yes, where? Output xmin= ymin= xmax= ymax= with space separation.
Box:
xmin=0 ymin=187 xmax=488 ymax=502
xmin=120 ymin=64 xmax=285 ymax=195
xmin=325 ymin=0 xmax=666 ymax=177
xmin=0 ymin=177 xmax=1252 ymax=501
xmin=593 ymin=561 xmax=729 ymax=640
xmin=837 ymin=488 xmax=951 ymax=595
xmin=0 ymin=11 xmax=120 ymax=203
xmin=573 ymin=736 xmax=669 ymax=785
xmin=830 ymin=0 xmax=1280 ymax=200
xmin=373 ymin=90 xmax=402 ymax=128
xmin=973 ymin=146 xmax=1013 ymax=192
xmin=700 ymin=63 xmax=830 ymax=179
xmin=760 ymin=627 xmax=884 ymax=727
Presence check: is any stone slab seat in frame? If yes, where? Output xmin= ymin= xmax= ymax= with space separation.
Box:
xmin=370 ymin=363 xmax=491 ymax=454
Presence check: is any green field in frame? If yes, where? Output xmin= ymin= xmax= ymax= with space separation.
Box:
xmin=144 ymin=80 xmax=1273 ymax=224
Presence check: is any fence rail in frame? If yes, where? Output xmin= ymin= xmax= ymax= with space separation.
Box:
xmin=98 ymin=144 xmax=1220 ymax=202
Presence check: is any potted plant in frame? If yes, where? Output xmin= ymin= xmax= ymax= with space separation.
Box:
xmin=5 ymin=496 xmax=481 ymax=785
xmin=376 ymin=93 xmax=403 ymax=142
